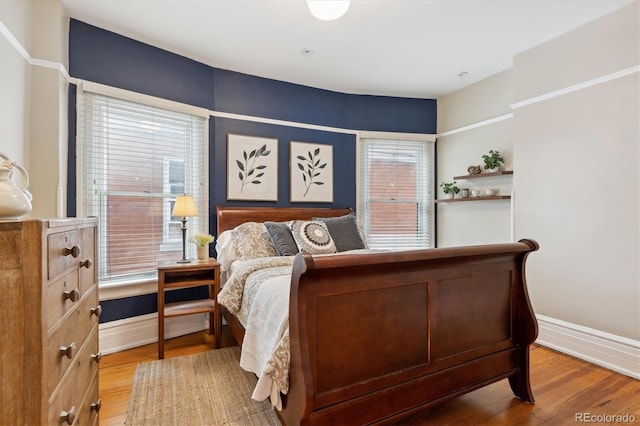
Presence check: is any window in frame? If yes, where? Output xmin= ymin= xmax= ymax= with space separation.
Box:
xmin=77 ymin=89 xmax=208 ymax=285
xmin=358 ymin=137 xmax=435 ymax=250
xmin=163 ymin=157 xmax=186 ymax=246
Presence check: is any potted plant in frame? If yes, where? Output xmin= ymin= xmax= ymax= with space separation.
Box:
xmin=190 ymin=233 xmax=215 ymax=262
xmin=482 ymin=150 xmax=505 ymax=173
xmin=440 ymin=181 xmax=460 ymax=199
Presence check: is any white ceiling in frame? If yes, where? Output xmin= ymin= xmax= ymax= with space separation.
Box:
xmin=61 ymin=0 xmax=634 ymax=99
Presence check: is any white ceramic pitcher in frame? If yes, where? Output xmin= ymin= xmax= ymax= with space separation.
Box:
xmin=0 ymin=153 xmax=33 ymax=219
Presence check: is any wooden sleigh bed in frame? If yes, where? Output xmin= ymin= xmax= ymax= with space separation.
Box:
xmin=216 ymin=206 xmax=539 ymax=426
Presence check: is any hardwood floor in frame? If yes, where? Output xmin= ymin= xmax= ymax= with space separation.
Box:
xmin=99 ymin=327 xmax=639 ymax=425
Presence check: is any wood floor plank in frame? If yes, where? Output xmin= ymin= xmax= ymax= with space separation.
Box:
xmin=99 ymin=328 xmax=640 ymax=425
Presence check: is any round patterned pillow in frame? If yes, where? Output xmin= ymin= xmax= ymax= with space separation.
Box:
xmin=289 ymin=220 xmax=336 ymax=254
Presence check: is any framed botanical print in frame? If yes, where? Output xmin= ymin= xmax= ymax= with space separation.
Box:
xmin=290 ymin=141 xmax=333 ymax=203
xmin=227 ymin=134 xmax=278 ymax=201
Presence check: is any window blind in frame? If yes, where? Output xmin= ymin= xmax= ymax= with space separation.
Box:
xmin=78 ymin=91 xmax=208 ymax=284
xmin=359 ymin=138 xmax=435 ymax=250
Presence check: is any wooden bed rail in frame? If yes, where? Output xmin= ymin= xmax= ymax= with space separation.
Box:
xmin=282 ymin=239 xmax=539 ymax=426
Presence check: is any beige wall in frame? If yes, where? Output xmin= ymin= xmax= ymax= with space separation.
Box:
xmin=513 ymin=1 xmax=639 ymax=341
xmin=437 ymin=69 xmax=514 ymax=247
xmin=513 ymin=3 xmax=638 ymax=103
xmin=438 ymin=2 xmax=639 ymax=342
xmin=0 ymin=0 xmax=68 ymax=219
xmin=0 ymin=0 xmax=31 ymax=168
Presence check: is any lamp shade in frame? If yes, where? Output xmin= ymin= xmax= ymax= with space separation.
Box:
xmin=306 ymin=0 xmax=350 ymax=21
xmin=172 ymin=195 xmax=198 ymax=217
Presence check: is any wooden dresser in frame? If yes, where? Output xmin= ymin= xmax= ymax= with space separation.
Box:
xmin=0 ymin=218 xmax=101 ymax=425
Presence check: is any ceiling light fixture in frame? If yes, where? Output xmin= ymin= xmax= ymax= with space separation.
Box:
xmin=306 ymin=0 xmax=350 ymax=21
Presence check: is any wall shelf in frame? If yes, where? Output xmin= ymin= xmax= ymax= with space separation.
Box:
xmin=436 ymin=195 xmax=511 ymax=203
xmin=439 ymin=170 xmax=513 ymax=203
xmin=453 ymin=170 xmax=513 ymax=180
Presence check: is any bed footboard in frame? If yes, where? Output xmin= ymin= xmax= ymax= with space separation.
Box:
xmin=280 ymin=240 xmax=539 ymax=426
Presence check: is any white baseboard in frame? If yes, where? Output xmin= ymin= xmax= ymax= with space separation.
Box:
xmin=535 ymin=314 xmax=640 ymax=379
xmin=98 ymin=313 xmax=208 ymax=355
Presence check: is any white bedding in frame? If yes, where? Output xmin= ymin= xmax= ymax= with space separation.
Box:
xmin=217 ymin=256 xmax=294 ymax=409
xmin=240 ymin=272 xmax=290 ymax=408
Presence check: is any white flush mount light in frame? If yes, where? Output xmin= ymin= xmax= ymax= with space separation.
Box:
xmin=306 ymin=0 xmax=350 ymax=21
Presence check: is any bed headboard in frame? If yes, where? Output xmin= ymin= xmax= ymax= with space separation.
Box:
xmin=216 ymin=206 xmax=353 ymax=235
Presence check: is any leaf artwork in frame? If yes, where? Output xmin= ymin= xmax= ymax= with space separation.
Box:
xmin=236 ymin=144 xmax=271 ymax=192
xmin=296 ymin=147 xmax=327 ymax=197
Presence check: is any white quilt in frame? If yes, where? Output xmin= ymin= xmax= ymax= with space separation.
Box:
xmin=217 ymin=256 xmax=294 ymax=409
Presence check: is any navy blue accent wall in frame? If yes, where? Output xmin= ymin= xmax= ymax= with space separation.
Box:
xmin=213 ymin=69 xmax=348 ymax=128
xmin=346 ymin=94 xmax=437 ymax=133
xmin=69 ymin=20 xmax=214 ymax=109
xmin=69 ymin=19 xmax=435 ymax=323
xmin=213 ymin=69 xmax=437 ymax=133
xmin=67 ymin=84 xmax=77 ymax=216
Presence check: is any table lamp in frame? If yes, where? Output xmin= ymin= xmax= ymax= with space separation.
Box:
xmin=172 ymin=194 xmax=198 ymax=263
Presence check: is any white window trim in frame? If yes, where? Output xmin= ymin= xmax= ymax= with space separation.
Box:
xmin=76 ymin=80 xmax=211 ymax=221
xmin=76 ymin=81 xmax=210 ymax=301
xmin=355 ymin=132 xmax=436 ymax=202
xmin=77 ymin=81 xmax=210 ymax=118
xmin=99 ymin=276 xmax=158 ymax=301
xmin=356 ymin=131 xmax=436 ymax=250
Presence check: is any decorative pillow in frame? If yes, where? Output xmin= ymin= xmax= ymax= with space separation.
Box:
xmin=233 ymin=222 xmax=278 ymax=260
xmin=289 ymin=220 xmax=337 ymax=254
xmin=265 ymin=221 xmax=299 ymax=256
xmin=314 ymin=213 xmax=366 ymax=252
xmin=215 ymin=230 xmax=237 ymax=270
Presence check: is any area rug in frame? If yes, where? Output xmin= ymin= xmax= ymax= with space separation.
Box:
xmin=126 ymin=346 xmax=282 ymax=425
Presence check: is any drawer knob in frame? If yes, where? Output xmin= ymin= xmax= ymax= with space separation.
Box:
xmin=60 ymin=406 xmax=76 ymax=425
xmin=90 ymin=305 xmax=102 ymax=318
xmin=59 ymin=342 xmax=76 ymax=359
xmin=80 ymin=259 xmax=92 ymax=269
xmin=63 ymin=289 xmax=80 ymax=303
xmin=90 ymin=399 xmax=102 ymax=413
xmin=63 ymin=245 xmax=81 ymax=258
xmin=91 ymin=352 xmax=103 ymax=364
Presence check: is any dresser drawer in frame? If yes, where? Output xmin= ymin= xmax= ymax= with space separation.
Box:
xmin=48 ymin=230 xmax=82 ymax=280
xmin=79 ymin=226 xmax=97 ymax=295
xmin=48 ymin=327 xmax=99 ymax=426
xmin=45 ymin=271 xmax=80 ymax=331
xmin=75 ymin=372 xmax=100 ymax=426
xmin=45 ymin=286 xmax=100 ymax=397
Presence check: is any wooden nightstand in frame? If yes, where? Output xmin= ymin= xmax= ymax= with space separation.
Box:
xmin=157 ymin=259 xmax=221 ymax=359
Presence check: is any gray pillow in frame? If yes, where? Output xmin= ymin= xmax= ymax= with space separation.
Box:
xmin=314 ymin=213 xmax=365 ymax=252
xmin=264 ymin=221 xmax=299 ymax=256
